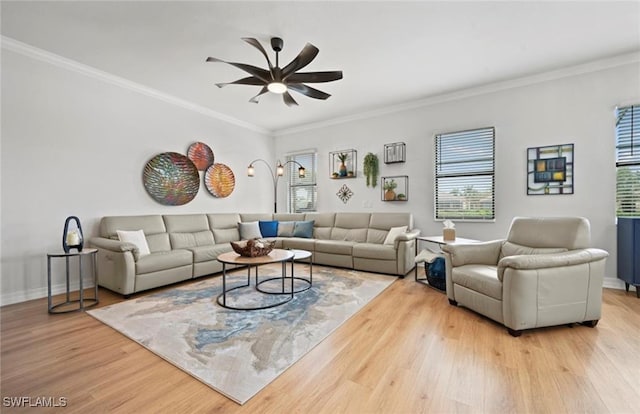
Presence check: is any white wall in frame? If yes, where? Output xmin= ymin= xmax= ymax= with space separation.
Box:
xmin=2 ymin=46 xmax=638 ymax=306
xmin=1 ymin=50 xmax=274 ymax=305
xmin=275 ymin=62 xmax=640 ymax=286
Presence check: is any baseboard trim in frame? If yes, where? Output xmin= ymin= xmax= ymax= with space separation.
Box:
xmin=1 ymin=279 xmax=96 ymax=307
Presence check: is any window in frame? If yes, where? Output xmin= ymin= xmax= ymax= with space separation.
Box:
xmin=287 ymin=151 xmax=317 ymax=213
xmin=616 ymin=105 xmax=640 ymax=217
xmin=435 ymin=127 xmax=495 ymax=220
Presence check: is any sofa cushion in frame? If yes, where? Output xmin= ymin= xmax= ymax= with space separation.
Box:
xmin=259 ymin=220 xmax=279 ymax=238
xmin=212 ymin=228 xmax=239 ymax=244
xmin=207 ymin=213 xmax=241 ymax=230
xmin=352 ymin=243 xmax=396 ymax=260
xmin=281 ymin=238 xmax=316 ymax=251
xmin=136 ymin=250 xmax=193 ymax=275
xmin=163 ymin=214 xmax=209 ymax=233
xmin=330 ymin=227 xmax=367 ymax=242
xmin=293 ymin=220 xmax=315 ymax=238
xmin=240 ymin=213 xmax=273 ymax=222
xmin=383 ymin=226 xmax=407 ymax=245
xmin=278 ymin=221 xmax=295 ymax=237
xmin=117 ymin=230 xmax=151 ymax=259
xmin=451 ymin=264 xmax=502 ymax=300
xmin=500 ymin=241 xmax=568 ymax=260
xmin=188 ymin=243 xmax=233 ymax=263
xmin=239 ymin=221 xmax=262 ymax=240
xmin=169 ymin=231 xmax=214 ymax=249
xmin=274 ymin=213 xmax=306 ymax=222
xmin=315 ymin=240 xmax=356 ymax=255
xmin=101 ymin=215 xmax=166 ymax=239
xmin=146 ymin=233 xmax=172 ymax=253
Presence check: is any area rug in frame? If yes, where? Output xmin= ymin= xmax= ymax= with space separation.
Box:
xmin=87 ymin=265 xmax=395 ymax=404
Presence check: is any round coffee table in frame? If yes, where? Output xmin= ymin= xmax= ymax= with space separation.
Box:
xmin=256 ymin=249 xmax=313 ymax=294
xmin=216 ymin=249 xmax=294 ymax=311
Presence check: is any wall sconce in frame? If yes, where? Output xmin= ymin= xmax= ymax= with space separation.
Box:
xmin=247 ymin=159 xmax=306 ymax=213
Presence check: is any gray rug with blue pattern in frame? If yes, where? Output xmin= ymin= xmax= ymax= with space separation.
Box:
xmin=88 ymin=264 xmax=395 ymax=404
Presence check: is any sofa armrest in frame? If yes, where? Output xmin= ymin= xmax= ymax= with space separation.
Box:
xmin=441 ymin=239 xmax=504 ymax=267
xmin=497 ymin=248 xmax=609 ymax=281
xmin=395 ymin=229 xmax=421 ymax=243
xmin=90 ymin=237 xmax=138 ymax=253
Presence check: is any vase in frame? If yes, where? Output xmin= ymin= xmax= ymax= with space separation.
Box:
xmin=384 ymin=190 xmax=396 ymax=201
xmin=339 ymin=163 xmax=347 ymax=177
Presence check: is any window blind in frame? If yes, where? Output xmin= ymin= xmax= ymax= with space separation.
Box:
xmin=435 ymin=127 xmax=495 ymax=220
xmin=287 ymin=152 xmax=317 ymax=213
xmin=616 ymin=105 xmax=640 ymax=217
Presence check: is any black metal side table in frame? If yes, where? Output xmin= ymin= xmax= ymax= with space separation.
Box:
xmin=47 ymin=248 xmax=99 ymax=313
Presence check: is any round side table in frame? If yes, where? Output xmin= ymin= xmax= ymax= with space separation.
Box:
xmin=47 ymin=248 xmax=99 ymax=313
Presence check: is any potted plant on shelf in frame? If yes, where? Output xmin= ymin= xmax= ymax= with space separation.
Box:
xmin=338 ymin=153 xmax=349 ymax=177
xmin=363 ymin=152 xmax=379 ymax=187
xmin=347 ymin=170 xmax=354 ymax=177
xmin=397 ymin=193 xmax=406 ymax=201
xmin=332 ymin=172 xmax=339 ymax=179
xmin=384 ymin=179 xmax=397 ymax=201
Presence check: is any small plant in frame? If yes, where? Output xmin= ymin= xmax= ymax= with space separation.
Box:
xmin=383 ymin=179 xmax=397 ymax=191
xmin=397 ymin=193 xmax=406 ymax=200
xmin=332 ymin=172 xmax=339 ymax=178
xmin=363 ymin=152 xmax=379 ymax=188
xmin=337 ymin=153 xmax=349 ymax=163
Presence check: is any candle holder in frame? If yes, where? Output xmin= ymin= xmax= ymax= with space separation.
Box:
xmin=62 ymin=216 xmax=84 ymax=253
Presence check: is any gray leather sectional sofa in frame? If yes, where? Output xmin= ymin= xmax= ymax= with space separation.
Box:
xmin=90 ymin=212 xmax=419 ymax=296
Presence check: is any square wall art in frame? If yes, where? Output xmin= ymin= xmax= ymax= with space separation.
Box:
xmin=527 ymin=143 xmax=574 ymax=195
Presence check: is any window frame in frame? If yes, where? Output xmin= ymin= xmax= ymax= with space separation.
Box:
xmin=286 ymin=151 xmax=317 ymax=213
xmin=615 ymin=105 xmax=640 ymax=217
xmin=434 ymin=126 xmax=496 ymax=221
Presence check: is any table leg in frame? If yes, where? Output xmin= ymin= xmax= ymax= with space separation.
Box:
xmin=93 ymin=252 xmax=99 ymax=304
xmin=47 ymin=256 xmax=52 ymax=312
xmin=79 ymin=254 xmax=84 ymax=310
xmin=65 ymin=256 xmax=70 ymax=302
xmin=222 ymin=263 xmax=227 ymax=306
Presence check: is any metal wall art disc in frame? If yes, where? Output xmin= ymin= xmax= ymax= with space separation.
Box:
xmin=143 ymin=152 xmax=199 ymax=205
xmin=187 ymin=142 xmax=215 ymax=171
xmin=205 ymin=163 xmax=235 ymax=198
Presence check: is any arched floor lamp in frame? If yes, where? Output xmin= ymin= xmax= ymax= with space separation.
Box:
xmin=247 ymin=159 xmax=306 ymax=213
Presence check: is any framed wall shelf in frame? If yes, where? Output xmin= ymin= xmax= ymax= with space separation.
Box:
xmin=381 ymin=175 xmax=408 ymax=201
xmin=329 ymin=149 xmax=357 ymax=179
xmin=384 ymin=142 xmax=406 ymax=164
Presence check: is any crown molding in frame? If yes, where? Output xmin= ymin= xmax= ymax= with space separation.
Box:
xmin=275 ymin=51 xmax=640 ymax=137
xmin=1 ymin=36 xmax=270 ymax=135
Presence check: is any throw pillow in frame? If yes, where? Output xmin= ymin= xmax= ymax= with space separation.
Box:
xmin=383 ymin=226 xmax=408 ymax=245
xmin=238 ymin=221 xmax=262 ymax=240
xmin=293 ymin=220 xmax=315 ymax=238
xmin=259 ymin=220 xmax=279 ymax=238
xmin=278 ymin=221 xmax=295 ymax=237
xmin=116 ymin=229 xmax=151 ymax=258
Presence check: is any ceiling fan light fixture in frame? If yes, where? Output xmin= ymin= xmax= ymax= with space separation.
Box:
xmin=267 ymin=82 xmax=287 ymax=94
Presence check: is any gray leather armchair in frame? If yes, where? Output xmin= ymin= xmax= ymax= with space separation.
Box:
xmin=441 ymin=217 xmax=609 ymax=336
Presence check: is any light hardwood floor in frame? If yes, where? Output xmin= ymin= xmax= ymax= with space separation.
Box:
xmin=2 ymin=268 xmax=639 ymax=413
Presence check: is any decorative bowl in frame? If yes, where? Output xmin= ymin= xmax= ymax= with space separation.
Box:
xmin=230 ymin=239 xmax=275 ymax=257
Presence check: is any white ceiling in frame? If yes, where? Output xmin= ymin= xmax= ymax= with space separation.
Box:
xmin=2 ymin=1 xmax=639 ymax=134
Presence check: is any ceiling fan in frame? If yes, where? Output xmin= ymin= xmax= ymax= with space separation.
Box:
xmin=206 ymin=37 xmax=343 ymax=107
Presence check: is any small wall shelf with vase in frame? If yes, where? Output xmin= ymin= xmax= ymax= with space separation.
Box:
xmin=384 ymin=142 xmax=406 ymax=164
xmin=330 ymin=149 xmax=357 ymax=179
xmin=381 ymin=176 xmax=408 ymax=201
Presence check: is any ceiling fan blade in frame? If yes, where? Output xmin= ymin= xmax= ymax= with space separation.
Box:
xmin=281 ymin=43 xmax=319 ymax=77
xmin=242 ymin=37 xmax=273 ymax=70
xmin=283 ymin=91 xmax=299 ymax=107
xmin=284 ymin=71 xmax=343 ymax=84
xmin=215 ymin=76 xmax=265 ymax=88
xmin=206 ymin=57 xmax=272 ymax=83
xmin=287 ymin=84 xmax=331 ymax=100
xmin=249 ymin=86 xmax=269 ymax=104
